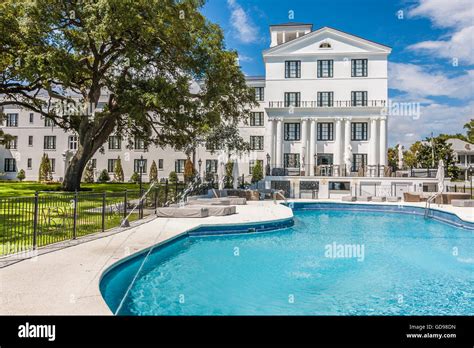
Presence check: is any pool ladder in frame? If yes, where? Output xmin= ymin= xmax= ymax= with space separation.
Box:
xmin=424 ymin=192 xmax=441 ymax=218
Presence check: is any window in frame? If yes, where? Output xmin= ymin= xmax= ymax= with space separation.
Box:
xmin=68 ymin=135 xmax=78 ymax=150
xmin=206 ymin=160 xmax=218 ymax=174
xmin=317 ymin=92 xmax=334 ymax=107
xmin=319 ymin=42 xmax=331 ymax=48
xmin=158 ymin=159 xmax=164 ymax=170
xmin=351 ymin=91 xmax=368 ymax=106
xmin=6 ymin=113 xmax=18 ymax=127
xmin=283 ymin=153 xmax=300 ymax=168
xmin=284 ymin=123 xmax=301 ymax=141
xmin=249 ymin=159 xmax=263 ymax=174
xmin=90 ymin=159 xmax=97 ymax=169
xmin=44 ymin=118 xmax=54 ymax=127
xmin=27 ymin=158 xmax=32 ymax=170
xmin=4 ymin=158 xmax=16 ymax=172
xmin=352 ymin=154 xmax=367 ymax=172
xmin=29 ymin=113 xmax=34 ymax=123
xmin=28 ymin=136 xmax=33 ymax=146
xmin=175 ymin=159 xmax=186 ymax=173
xmin=43 ymin=136 xmax=56 ymax=150
xmin=134 ymin=137 xmax=146 ymax=150
xmin=250 ymin=112 xmax=264 ymax=126
xmin=317 ymin=60 xmax=333 ymax=78
xmin=284 ymin=92 xmax=301 ymax=107
xmin=134 ymin=159 xmax=147 ymax=173
xmin=317 ymin=123 xmax=334 ymax=141
xmin=108 ymin=136 xmax=121 ymax=150
xmin=351 ymin=59 xmax=368 ymax=77
xmin=50 ymin=158 xmax=56 ymax=173
xmin=250 ymin=136 xmax=264 ymax=150
xmin=254 ymin=87 xmax=264 ymax=101
xmin=107 ymin=159 xmax=117 ymax=173
xmin=351 ymin=122 xmax=368 ymax=141
xmin=329 ymin=181 xmax=350 ymax=191
xmin=5 ymin=136 xmax=17 ymax=149
xmin=285 ymin=61 xmax=301 ymax=78
xmin=317 ymin=154 xmax=334 ymax=165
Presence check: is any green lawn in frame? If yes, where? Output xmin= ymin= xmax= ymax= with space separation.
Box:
xmin=0 ymin=181 xmax=150 ymax=198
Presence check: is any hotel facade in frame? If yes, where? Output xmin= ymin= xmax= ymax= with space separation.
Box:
xmin=2 ymin=24 xmax=435 ymax=197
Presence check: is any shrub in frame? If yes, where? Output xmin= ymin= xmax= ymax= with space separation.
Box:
xmin=169 ymin=171 xmax=178 ymax=184
xmin=130 ymin=172 xmax=140 ymax=183
xmin=113 ymin=156 xmax=124 ymax=182
xmin=224 ymin=160 xmax=233 ymax=188
xmin=149 ymin=160 xmax=158 ymax=182
xmin=184 ymin=158 xmax=195 ymax=183
xmin=38 ymin=154 xmax=52 ymax=182
xmin=98 ymin=169 xmax=110 ymax=183
xmin=17 ymin=169 xmax=25 ymax=182
xmin=251 ymin=161 xmax=263 ymax=183
xmin=82 ymin=161 xmax=95 ymax=183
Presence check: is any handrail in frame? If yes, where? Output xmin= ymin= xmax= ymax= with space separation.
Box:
xmin=424 ymin=192 xmax=441 ymax=218
xmin=273 ymin=190 xmax=288 ymax=205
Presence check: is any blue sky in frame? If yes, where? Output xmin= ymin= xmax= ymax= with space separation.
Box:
xmin=201 ymin=0 xmax=473 ymax=146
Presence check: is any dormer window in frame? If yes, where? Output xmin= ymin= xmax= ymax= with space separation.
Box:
xmin=319 ymin=42 xmax=331 ymax=48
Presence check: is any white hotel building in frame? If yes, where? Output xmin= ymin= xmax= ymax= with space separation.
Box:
xmin=1 ymin=24 xmax=436 ymax=197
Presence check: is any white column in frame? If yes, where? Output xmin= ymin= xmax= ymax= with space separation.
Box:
xmin=379 ymin=116 xmax=387 ymax=166
xmin=309 ymin=118 xmax=317 ymax=176
xmin=334 ymin=118 xmax=342 ymax=176
xmin=369 ymin=117 xmax=378 ymax=176
xmin=276 ymin=118 xmax=282 ymax=168
xmin=344 ymin=117 xmax=351 ymax=173
xmin=301 ymin=118 xmax=308 ymax=175
xmin=268 ymin=118 xmax=275 ymax=166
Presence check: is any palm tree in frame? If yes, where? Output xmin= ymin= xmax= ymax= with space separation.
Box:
xmin=464 ymin=119 xmax=474 ymax=143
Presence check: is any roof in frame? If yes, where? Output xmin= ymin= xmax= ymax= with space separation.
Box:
xmin=447 ymin=138 xmax=474 ymax=152
xmin=264 ymin=25 xmax=392 ymax=54
xmin=245 ymin=75 xmax=265 ymax=81
xmin=270 ymin=22 xmax=313 ymax=28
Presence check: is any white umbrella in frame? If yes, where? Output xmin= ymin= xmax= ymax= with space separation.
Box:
xmin=232 ymin=161 xmax=239 ymax=189
xmin=218 ymin=161 xmax=225 ymax=190
xmin=344 ymin=144 xmax=352 ymax=173
xmin=436 ymin=159 xmax=445 ymax=193
xmin=398 ymin=144 xmax=404 ymax=169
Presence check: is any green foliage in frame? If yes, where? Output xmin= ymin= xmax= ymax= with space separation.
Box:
xmin=16 ymin=169 xmax=25 ymax=182
xmin=130 ymin=172 xmax=140 ymax=184
xmin=387 ymin=146 xmax=397 ymax=169
xmin=38 ymin=154 xmax=52 ymax=182
xmin=184 ymin=158 xmax=195 ymax=183
xmin=98 ymin=170 xmax=110 ymax=183
xmin=1 ymin=0 xmax=257 ymax=191
xmin=149 ymin=160 xmax=158 ymax=183
xmin=168 ymin=171 xmax=178 ymax=184
xmin=113 ymin=156 xmax=124 ymax=182
xmin=464 ymin=119 xmax=474 ymax=143
xmin=251 ymin=161 xmax=263 ymax=183
xmin=415 ymin=137 xmax=459 ymax=178
xmin=82 ymin=162 xmax=95 ymax=183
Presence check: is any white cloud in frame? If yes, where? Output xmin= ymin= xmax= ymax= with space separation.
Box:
xmin=227 ymin=0 xmax=259 ymax=44
xmin=237 ymin=54 xmax=253 ymax=63
xmin=389 ymin=62 xmax=474 ymax=100
xmin=388 ymin=101 xmax=474 ymax=146
xmin=407 ymin=0 xmax=474 ymax=64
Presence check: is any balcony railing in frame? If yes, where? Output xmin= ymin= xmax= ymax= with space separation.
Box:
xmin=267 ymin=100 xmax=386 ymax=108
xmin=266 ymin=164 xmax=438 ymax=178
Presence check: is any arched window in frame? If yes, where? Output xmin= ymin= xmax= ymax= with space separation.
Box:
xmin=319 ymin=42 xmax=331 ymax=48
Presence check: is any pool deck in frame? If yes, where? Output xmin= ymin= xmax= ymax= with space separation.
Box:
xmin=0 ymin=199 xmax=472 ymax=315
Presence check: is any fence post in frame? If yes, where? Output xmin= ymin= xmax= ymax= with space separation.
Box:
xmin=140 ymin=187 xmax=144 ymax=219
xmin=164 ymin=179 xmax=169 ymax=205
xmin=175 ymin=181 xmax=178 ymax=201
xmin=32 ymin=191 xmax=39 ymax=250
xmin=72 ymin=190 xmax=78 ymax=240
xmin=123 ymin=189 xmax=128 ymax=219
xmin=101 ymin=192 xmax=106 ymax=232
xmin=154 ymin=187 xmax=158 ymax=209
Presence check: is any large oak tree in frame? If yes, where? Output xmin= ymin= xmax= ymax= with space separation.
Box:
xmin=0 ymin=0 xmax=256 ymax=190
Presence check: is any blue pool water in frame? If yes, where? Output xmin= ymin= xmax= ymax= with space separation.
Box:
xmin=100 ymin=207 xmax=474 ymax=315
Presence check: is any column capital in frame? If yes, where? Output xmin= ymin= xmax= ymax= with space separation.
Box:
xmin=269 ymin=117 xmax=283 ymax=122
xmin=335 ymin=117 xmax=343 ymax=122
xmin=310 ymin=117 xmax=318 ymax=123
xmin=379 ymin=116 xmax=387 ymax=121
xmin=370 ymin=117 xmax=379 ymax=123
xmin=301 ymin=117 xmax=312 ymax=122
xmin=343 ymin=116 xmax=353 ymax=121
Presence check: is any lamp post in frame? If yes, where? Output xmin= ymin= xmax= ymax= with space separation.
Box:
xmin=266 ymin=153 xmax=270 ymax=176
xmin=314 ymin=154 xmax=317 ymax=176
xmin=198 ymin=158 xmax=202 ymax=180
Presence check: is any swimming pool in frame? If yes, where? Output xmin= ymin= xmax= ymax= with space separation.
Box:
xmin=100 ymin=204 xmax=474 ymax=315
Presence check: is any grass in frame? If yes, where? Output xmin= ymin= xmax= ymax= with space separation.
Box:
xmin=0 ymin=181 xmax=187 ymax=256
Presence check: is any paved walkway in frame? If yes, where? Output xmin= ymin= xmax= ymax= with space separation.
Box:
xmin=0 ymin=199 xmax=472 ymax=315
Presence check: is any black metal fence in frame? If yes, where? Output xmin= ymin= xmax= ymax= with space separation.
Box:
xmin=0 ymin=181 xmax=188 ymax=257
